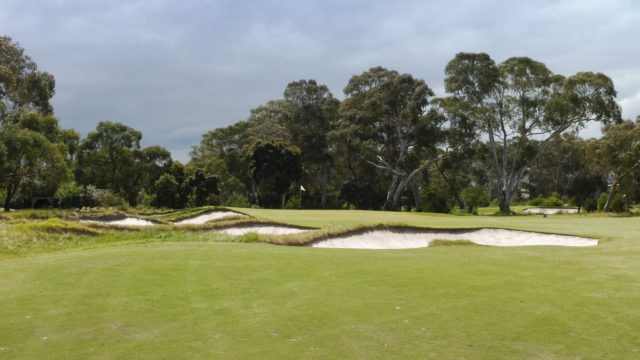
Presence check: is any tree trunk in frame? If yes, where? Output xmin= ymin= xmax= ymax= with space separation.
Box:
xmin=281 ymin=192 xmax=286 ymax=209
xmin=498 ymin=190 xmax=510 ymax=214
xmin=411 ymin=178 xmax=420 ymax=210
xmin=4 ymin=181 xmax=18 ymax=212
xmin=602 ymin=179 xmax=618 ymax=213
xmin=3 ymin=196 xmax=11 ymax=212
xmin=384 ymin=174 xmax=399 ymax=210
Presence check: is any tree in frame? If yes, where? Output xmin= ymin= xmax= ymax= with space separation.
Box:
xmin=0 ymin=122 xmax=66 ymax=211
xmin=567 ymin=170 xmax=605 ymax=213
xmin=136 ymin=145 xmax=173 ymax=191
xmin=283 ymin=79 xmax=339 ymax=208
xmin=154 ymin=174 xmax=180 ymax=208
xmin=188 ymin=169 xmax=219 ymax=206
xmin=589 ymin=118 xmax=640 ymax=212
xmin=340 ymin=67 xmax=445 ymax=210
xmin=75 ymin=121 xmax=142 ymax=204
xmin=461 ymin=186 xmax=490 ymax=214
xmin=249 ymin=141 xmax=301 ymax=208
xmin=0 ymin=35 xmax=55 ymax=121
xmin=443 ymin=53 xmax=621 ymax=213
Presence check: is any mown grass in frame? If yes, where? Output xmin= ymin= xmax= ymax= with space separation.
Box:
xmin=1 ymin=208 xmax=639 ymax=359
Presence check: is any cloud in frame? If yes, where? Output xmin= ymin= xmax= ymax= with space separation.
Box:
xmin=2 ymin=0 xmax=639 ymax=161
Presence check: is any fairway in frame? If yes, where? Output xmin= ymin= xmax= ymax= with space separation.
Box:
xmin=1 ymin=210 xmax=640 ymax=359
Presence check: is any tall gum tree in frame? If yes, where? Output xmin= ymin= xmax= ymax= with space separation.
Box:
xmin=590 ymin=117 xmax=640 ymax=212
xmin=443 ymin=53 xmax=621 ymax=213
xmin=340 ymin=67 xmax=446 ymax=210
xmin=282 ymin=79 xmax=339 ymax=208
xmin=0 ymin=35 xmax=55 ymax=121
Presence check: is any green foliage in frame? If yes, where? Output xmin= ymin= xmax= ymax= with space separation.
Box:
xmin=461 ymin=186 xmax=489 ymax=214
xmin=0 ymin=35 xmax=55 ymax=120
xmin=530 ymin=195 xmax=564 ymax=207
xmin=55 ymin=182 xmax=84 ymax=208
xmin=285 ymin=195 xmax=301 ymax=209
xmin=154 ymin=174 xmax=180 ymax=208
xmin=597 ymin=192 xmax=609 ymax=212
xmin=188 ymin=169 xmax=220 ymax=206
xmin=420 ymin=184 xmax=450 ymax=213
xmin=249 ymin=140 xmax=302 ymax=208
xmin=583 ymin=198 xmax=597 ymax=212
xmin=83 ymin=186 xmax=127 ymax=208
xmin=222 ymin=194 xmax=250 ymax=208
xmin=610 ymin=194 xmax=626 ymax=213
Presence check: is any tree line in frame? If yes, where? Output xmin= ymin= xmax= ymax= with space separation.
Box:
xmin=2 ymin=35 xmax=639 ymax=213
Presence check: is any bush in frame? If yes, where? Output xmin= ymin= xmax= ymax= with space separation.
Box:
xmin=461 ymin=186 xmax=489 ymax=214
xmin=583 ymin=198 xmax=597 ymax=212
xmin=84 ymin=186 xmax=127 ymax=208
xmin=223 ymin=194 xmax=251 ymax=208
xmin=285 ymin=195 xmax=301 ymax=209
xmin=541 ymin=196 xmax=564 ymax=207
xmin=530 ymin=195 xmax=545 ymax=206
xmin=610 ymin=194 xmax=626 ymax=213
xmin=55 ymin=182 xmax=84 ymax=208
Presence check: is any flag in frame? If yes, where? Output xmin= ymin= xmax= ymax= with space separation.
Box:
xmin=300 ymin=185 xmax=306 ymax=191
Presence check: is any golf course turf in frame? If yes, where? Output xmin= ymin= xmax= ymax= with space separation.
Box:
xmin=1 ymin=208 xmax=639 ymax=359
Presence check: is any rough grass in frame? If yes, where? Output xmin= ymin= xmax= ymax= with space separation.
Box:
xmin=1 ymin=208 xmax=639 ymax=359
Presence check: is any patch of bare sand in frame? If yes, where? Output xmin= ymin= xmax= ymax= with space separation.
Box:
xmin=82 ymin=217 xmax=157 ymax=226
xmin=308 ymin=228 xmax=597 ymax=249
xmin=524 ymin=207 xmax=579 ymax=215
xmin=217 ymin=225 xmax=308 ymax=236
xmin=173 ymin=211 xmax=247 ymax=225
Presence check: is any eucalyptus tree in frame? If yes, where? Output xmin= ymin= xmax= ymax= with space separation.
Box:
xmin=249 ymin=140 xmax=301 ymax=209
xmin=340 ymin=67 xmax=446 ymax=210
xmin=443 ymin=53 xmax=621 ymax=213
xmin=282 ymin=80 xmax=339 ymax=208
xmin=0 ymin=111 xmax=68 ymax=211
xmin=0 ymin=35 xmax=55 ymax=121
xmin=75 ymin=121 xmax=142 ymax=204
xmin=589 ymin=117 xmax=640 ymax=212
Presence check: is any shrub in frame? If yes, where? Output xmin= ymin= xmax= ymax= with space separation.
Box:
xmin=541 ymin=196 xmax=564 ymax=207
xmin=223 ymin=194 xmax=251 ymax=208
xmin=583 ymin=198 xmax=597 ymax=212
xmin=461 ymin=186 xmax=489 ymax=214
xmin=56 ymin=182 xmax=84 ymax=208
xmin=285 ymin=195 xmax=301 ymax=209
xmin=83 ymin=186 xmax=127 ymax=207
xmin=530 ymin=196 xmax=545 ymax=206
xmin=610 ymin=194 xmax=626 ymax=213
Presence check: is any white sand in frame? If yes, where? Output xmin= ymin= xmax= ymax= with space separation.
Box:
xmin=524 ymin=207 xmax=579 ymax=215
xmin=82 ymin=217 xmax=157 ymax=226
xmin=217 ymin=225 xmax=308 ymax=236
xmin=309 ymin=228 xmax=597 ymax=249
xmin=173 ymin=211 xmax=246 ymax=225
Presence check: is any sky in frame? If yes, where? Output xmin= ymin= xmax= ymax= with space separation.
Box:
xmin=1 ymin=0 xmax=639 ymax=162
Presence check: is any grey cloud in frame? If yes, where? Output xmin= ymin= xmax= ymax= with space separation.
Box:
xmin=2 ymin=0 xmax=639 ymax=161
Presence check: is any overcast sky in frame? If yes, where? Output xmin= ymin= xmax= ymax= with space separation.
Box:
xmin=2 ymin=0 xmax=639 ymax=161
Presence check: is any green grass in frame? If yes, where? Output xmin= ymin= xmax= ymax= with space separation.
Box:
xmin=1 ymin=208 xmax=640 ymax=359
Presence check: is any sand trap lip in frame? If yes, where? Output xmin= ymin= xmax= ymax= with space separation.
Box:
xmin=217 ymin=224 xmax=309 ymax=236
xmin=173 ymin=211 xmax=247 ymax=225
xmin=81 ymin=217 xmax=157 ymax=226
xmin=308 ymin=228 xmax=597 ymax=249
xmin=524 ymin=207 xmax=579 ymax=215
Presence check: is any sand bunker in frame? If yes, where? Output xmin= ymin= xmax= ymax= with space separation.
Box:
xmin=308 ymin=228 xmax=597 ymax=249
xmin=82 ymin=217 xmax=157 ymax=226
xmin=524 ymin=207 xmax=579 ymax=215
xmin=217 ymin=224 xmax=308 ymax=236
xmin=173 ymin=211 xmax=247 ymax=225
